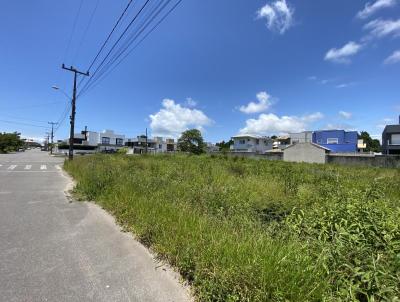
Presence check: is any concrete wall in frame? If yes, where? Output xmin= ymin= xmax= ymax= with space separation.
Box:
xmin=228 ymin=152 xmax=283 ymax=161
xmin=327 ymin=154 xmax=400 ymax=168
xmin=283 ymin=143 xmax=327 ymax=164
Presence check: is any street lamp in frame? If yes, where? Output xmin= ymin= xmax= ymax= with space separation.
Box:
xmin=52 ymin=85 xmax=71 ymax=100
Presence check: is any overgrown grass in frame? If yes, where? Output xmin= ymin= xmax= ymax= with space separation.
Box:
xmin=64 ymin=154 xmax=400 ymax=301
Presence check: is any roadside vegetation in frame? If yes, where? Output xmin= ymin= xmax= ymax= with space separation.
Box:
xmin=64 ymin=154 xmax=400 ymax=301
xmin=0 ymin=132 xmax=24 ymax=153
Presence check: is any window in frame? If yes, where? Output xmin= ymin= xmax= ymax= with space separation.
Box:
xmin=159 ymin=144 xmax=162 ymax=149
xmin=239 ymin=139 xmax=246 ymax=144
xmin=102 ymin=137 xmax=110 ymax=145
xmin=392 ymin=134 xmax=400 ymax=145
xmin=255 ymin=139 xmax=259 ymax=145
xmin=116 ymin=138 xmax=123 ymax=146
xmin=327 ymin=138 xmax=339 ymax=144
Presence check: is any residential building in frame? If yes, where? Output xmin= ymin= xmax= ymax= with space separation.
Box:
xmin=273 ymin=136 xmax=291 ymax=150
xmin=382 ymin=117 xmax=400 ymax=155
xmin=312 ymin=130 xmax=358 ymax=153
xmin=58 ymin=129 xmax=125 ymax=153
xmin=289 ymin=131 xmax=313 ymax=144
xmin=96 ymin=130 xmax=125 ymax=152
xmin=126 ymin=136 xmax=177 ymax=154
xmin=230 ymin=135 xmax=273 ymax=153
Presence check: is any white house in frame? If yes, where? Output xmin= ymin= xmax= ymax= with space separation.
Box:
xmin=230 ymin=135 xmax=274 ymax=153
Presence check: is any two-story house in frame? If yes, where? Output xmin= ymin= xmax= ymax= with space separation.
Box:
xmin=289 ymin=131 xmax=313 ymax=144
xmin=382 ymin=117 xmax=400 ymax=155
xmin=230 ymin=135 xmax=274 ymax=153
xmin=312 ymin=130 xmax=358 ymax=153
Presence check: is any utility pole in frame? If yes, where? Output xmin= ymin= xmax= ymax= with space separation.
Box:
xmin=45 ymin=132 xmax=50 ymax=151
xmin=145 ymin=128 xmax=148 ymax=154
xmin=61 ymin=64 xmax=89 ymax=160
xmin=83 ymin=125 xmax=88 ymax=141
xmin=48 ymin=122 xmax=58 ymax=155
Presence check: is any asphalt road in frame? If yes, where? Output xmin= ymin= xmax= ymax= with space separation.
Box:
xmin=0 ymin=149 xmax=191 ymax=302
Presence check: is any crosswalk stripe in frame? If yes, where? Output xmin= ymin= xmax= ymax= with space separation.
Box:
xmin=8 ymin=165 xmax=17 ymax=170
xmin=40 ymin=165 xmax=47 ymax=170
xmin=24 ymin=165 xmax=32 ymax=170
xmin=55 ymin=165 xmax=61 ymax=170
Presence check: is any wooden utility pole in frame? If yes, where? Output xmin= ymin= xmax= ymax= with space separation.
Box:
xmin=48 ymin=122 xmax=58 ymax=155
xmin=61 ymin=64 xmax=89 ymax=160
xmin=145 ymin=128 xmax=148 ymax=154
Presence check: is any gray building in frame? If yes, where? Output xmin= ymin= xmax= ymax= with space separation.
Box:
xmin=382 ymin=118 xmax=400 ymax=155
xmin=289 ymin=131 xmax=313 ymax=144
xmin=283 ymin=142 xmax=330 ymax=164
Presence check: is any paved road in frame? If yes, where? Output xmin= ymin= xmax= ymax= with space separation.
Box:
xmin=0 ymin=150 xmax=190 ymax=302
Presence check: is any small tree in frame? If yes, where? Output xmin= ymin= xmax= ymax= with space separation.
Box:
xmin=359 ymin=131 xmax=381 ymax=153
xmin=0 ymin=132 xmax=24 ymax=153
xmin=178 ymin=129 xmax=205 ymax=155
xmin=216 ymin=139 xmax=233 ymax=152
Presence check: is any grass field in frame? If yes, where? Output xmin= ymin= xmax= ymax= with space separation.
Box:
xmin=64 ymin=154 xmax=400 ymax=301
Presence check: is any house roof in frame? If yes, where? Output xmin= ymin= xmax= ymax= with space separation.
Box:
xmin=383 ymin=125 xmax=400 ymax=133
xmin=284 ymin=142 xmax=331 ymax=152
xmin=231 ymin=134 xmax=269 ymax=139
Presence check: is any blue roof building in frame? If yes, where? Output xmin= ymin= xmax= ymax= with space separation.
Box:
xmin=312 ymin=130 xmax=358 ymax=153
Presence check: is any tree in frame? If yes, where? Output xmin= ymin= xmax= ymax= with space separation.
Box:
xmin=359 ymin=131 xmax=381 ymax=153
xmin=216 ymin=139 xmax=233 ymax=152
xmin=178 ymin=129 xmax=205 ymax=155
xmin=0 ymin=132 xmax=24 ymax=153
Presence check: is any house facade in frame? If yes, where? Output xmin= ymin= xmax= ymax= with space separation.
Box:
xmin=231 ymin=135 xmax=273 ymax=153
xmin=284 ymin=142 xmax=330 ymax=164
xmin=382 ymin=119 xmax=400 ymax=155
xmin=312 ymin=130 xmax=358 ymax=153
xmin=289 ymin=131 xmax=313 ymax=144
xmin=126 ymin=136 xmax=177 ymax=154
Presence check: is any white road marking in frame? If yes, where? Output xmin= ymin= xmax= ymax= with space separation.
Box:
xmin=40 ymin=165 xmax=47 ymax=170
xmin=0 ymin=164 xmax=3 ymax=167
xmin=24 ymin=165 xmax=32 ymax=170
xmin=8 ymin=165 xmax=17 ymax=170
xmin=55 ymin=165 xmax=61 ymax=170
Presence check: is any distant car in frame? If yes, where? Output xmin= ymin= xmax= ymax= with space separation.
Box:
xmin=18 ymin=148 xmax=25 ymax=152
xmin=101 ymin=149 xmax=116 ymax=154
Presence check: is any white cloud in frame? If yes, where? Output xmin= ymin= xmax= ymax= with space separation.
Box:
xmin=257 ymin=0 xmax=294 ymax=34
xmin=357 ymin=0 xmax=397 ymax=19
xmin=339 ymin=111 xmax=352 ymax=119
xmin=239 ymin=91 xmax=272 ymax=114
xmin=363 ymin=18 xmax=400 ymax=39
xmin=384 ymin=50 xmax=400 ymax=64
xmin=325 ymin=123 xmax=356 ymax=131
xmin=149 ymin=99 xmax=212 ymax=137
xmin=324 ymin=41 xmax=363 ymax=63
xmin=239 ymin=112 xmax=323 ymax=135
xmin=383 ymin=117 xmax=394 ymax=122
xmin=185 ymin=97 xmax=197 ymax=107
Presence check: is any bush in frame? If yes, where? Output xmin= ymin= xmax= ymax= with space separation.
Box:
xmin=64 ymin=154 xmax=400 ymax=301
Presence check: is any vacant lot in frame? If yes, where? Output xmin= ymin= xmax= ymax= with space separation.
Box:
xmin=65 ymin=154 xmax=400 ymax=301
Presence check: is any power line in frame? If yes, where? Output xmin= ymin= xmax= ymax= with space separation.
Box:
xmin=0 ymin=119 xmax=50 ymax=129
xmin=0 ymin=114 xmax=49 ymax=124
xmin=80 ymin=0 xmax=183 ymax=97
xmin=72 ymin=0 xmax=101 ymax=64
xmin=0 ymin=100 xmax=65 ymax=110
xmin=84 ymin=0 xmax=135 ymax=74
xmin=79 ymin=0 xmax=152 ymax=95
xmin=63 ymin=0 xmax=84 ymax=64
xmin=82 ymin=0 xmax=169 ymax=91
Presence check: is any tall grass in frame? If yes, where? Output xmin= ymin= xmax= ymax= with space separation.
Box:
xmin=64 ymin=154 xmax=400 ymax=301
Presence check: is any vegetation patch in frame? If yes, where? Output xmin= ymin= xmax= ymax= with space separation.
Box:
xmin=64 ymin=154 xmax=400 ymax=301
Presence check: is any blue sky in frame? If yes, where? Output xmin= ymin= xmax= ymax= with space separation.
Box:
xmin=0 ymin=0 xmax=399 ymax=143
